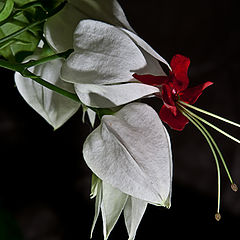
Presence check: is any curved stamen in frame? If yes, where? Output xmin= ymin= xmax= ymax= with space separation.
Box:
xmin=178 ymin=104 xmax=236 ymax=187
xmin=178 ymin=106 xmax=221 ymax=219
xmin=178 ymin=100 xmax=240 ymax=128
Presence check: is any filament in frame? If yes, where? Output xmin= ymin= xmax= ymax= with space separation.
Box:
xmin=178 ymin=100 xmax=240 ymax=128
xmin=178 ymin=106 xmax=221 ymax=217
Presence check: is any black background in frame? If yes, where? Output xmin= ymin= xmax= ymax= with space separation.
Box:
xmin=1 ymin=0 xmax=240 ymax=239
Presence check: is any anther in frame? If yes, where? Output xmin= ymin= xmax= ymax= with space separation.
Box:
xmin=215 ymin=213 xmax=221 ymax=221
xmin=231 ymin=183 xmax=238 ymax=192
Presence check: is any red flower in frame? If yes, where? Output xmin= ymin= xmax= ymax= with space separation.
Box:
xmin=133 ymin=54 xmax=213 ymax=131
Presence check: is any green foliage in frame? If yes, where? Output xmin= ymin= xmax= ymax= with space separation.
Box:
xmin=0 ymin=0 xmax=66 ymax=63
xmin=0 ymin=0 xmax=14 ymax=22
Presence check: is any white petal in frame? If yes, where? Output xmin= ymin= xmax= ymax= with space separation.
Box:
xmin=124 ymin=197 xmax=148 ymax=240
xmin=44 ymin=0 xmax=133 ymax=52
xmin=74 ymin=83 xmax=159 ymax=108
xmin=15 ymin=57 xmax=80 ymax=129
xmin=83 ymin=103 xmax=172 ymax=205
xmin=101 ymin=181 xmax=128 ymax=240
xmin=61 ymin=20 xmax=164 ymax=85
xmin=121 ymin=28 xmax=171 ymax=70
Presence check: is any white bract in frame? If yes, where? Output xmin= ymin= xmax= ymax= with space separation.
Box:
xmin=15 ymin=0 xmax=169 ymax=127
xmin=44 ymin=0 xmax=134 ymax=53
xmin=83 ymin=103 xmax=172 ymax=239
xmin=15 ymin=51 xmax=80 ymax=129
xmin=61 ymin=19 xmax=169 ymax=108
xmin=91 ymin=175 xmax=148 ymax=240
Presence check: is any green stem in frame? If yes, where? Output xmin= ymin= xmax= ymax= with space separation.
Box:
xmin=26 ymin=70 xmax=80 ymax=102
xmin=0 ymin=19 xmax=45 ymax=44
xmin=23 ymin=49 xmax=74 ymax=68
xmin=178 ymin=100 xmax=240 ymax=128
xmin=0 ymin=57 xmax=80 ymax=103
xmin=179 ymin=107 xmax=221 ymax=214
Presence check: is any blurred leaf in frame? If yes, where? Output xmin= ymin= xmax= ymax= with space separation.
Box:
xmin=0 ymin=207 xmax=24 ymax=240
xmin=0 ymin=3 xmax=43 ymax=62
xmin=0 ymin=0 xmax=14 ymax=22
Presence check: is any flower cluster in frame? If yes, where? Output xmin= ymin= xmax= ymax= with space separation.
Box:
xmin=1 ymin=0 xmax=239 ymax=238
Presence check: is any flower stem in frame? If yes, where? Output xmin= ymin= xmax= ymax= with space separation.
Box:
xmin=178 ymin=100 xmax=240 ymax=128
xmin=23 ymin=49 xmax=74 ymax=68
xmin=179 ymin=106 xmax=221 ymax=216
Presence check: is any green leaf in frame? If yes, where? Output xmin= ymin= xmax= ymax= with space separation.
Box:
xmin=0 ymin=0 xmax=14 ymax=22
xmin=0 ymin=8 xmax=42 ymax=62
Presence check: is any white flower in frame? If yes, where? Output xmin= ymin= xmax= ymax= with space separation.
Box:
xmin=61 ymin=19 xmax=170 ymax=108
xmin=83 ymin=103 xmax=172 ymax=239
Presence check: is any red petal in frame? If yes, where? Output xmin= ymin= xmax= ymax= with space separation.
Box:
xmin=159 ymin=105 xmax=189 ymax=131
xmin=180 ymin=81 xmax=213 ymax=104
xmin=161 ymin=84 xmax=176 ymax=108
xmin=133 ymin=74 xmax=169 ymax=86
xmin=170 ymin=54 xmax=190 ymax=92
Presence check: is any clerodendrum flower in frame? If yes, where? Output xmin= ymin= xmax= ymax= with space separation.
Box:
xmin=83 ymin=103 xmax=172 ymax=239
xmin=134 ymin=54 xmax=240 ymax=221
xmin=133 ymin=54 xmax=213 ymax=131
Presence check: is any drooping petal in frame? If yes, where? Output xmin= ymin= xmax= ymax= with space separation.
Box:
xmin=83 ymin=103 xmax=172 ymax=205
xmin=180 ymin=81 xmax=213 ymax=104
xmin=159 ymin=105 xmax=189 ymax=131
xmin=124 ymin=197 xmax=148 ymax=240
xmin=15 ymin=56 xmax=80 ymax=129
xmin=61 ymin=20 xmax=164 ymax=85
xmin=101 ymin=182 xmax=128 ymax=240
xmin=133 ymin=74 xmax=169 ymax=86
xmin=170 ymin=54 xmax=190 ymax=92
xmin=121 ymin=28 xmax=171 ymax=70
xmin=44 ymin=0 xmax=134 ymax=52
xmin=74 ymin=83 xmax=159 ymax=108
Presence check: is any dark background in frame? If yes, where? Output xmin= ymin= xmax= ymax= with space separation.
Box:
xmin=1 ymin=0 xmax=240 ymax=239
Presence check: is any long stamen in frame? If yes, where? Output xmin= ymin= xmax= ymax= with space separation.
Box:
xmin=178 ymin=104 xmax=236 ymax=187
xmin=177 ymin=103 xmax=240 ymax=144
xmin=178 ymin=100 xmax=240 ymax=128
xmin=178 ymin=106 xmax=221 ymax=219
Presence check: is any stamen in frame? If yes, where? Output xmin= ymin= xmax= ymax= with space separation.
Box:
xmin=178 ymin=100 xmax=240 ymax=128
xmin=178 ymin=106 xmax=221 ymax=219
xmin=177 ymin=103 xmax=240 ymax=145
xmin=231 ymin=183 xmax=238 ymax=192
xmin=215 ymin=213 xmax=221 ymax=221
xmin=178 ymin=104 xmax=236 ymax=186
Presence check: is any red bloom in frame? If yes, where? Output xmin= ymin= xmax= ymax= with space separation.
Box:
xmin=133 ymin=54 xmax=213 ymax=131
